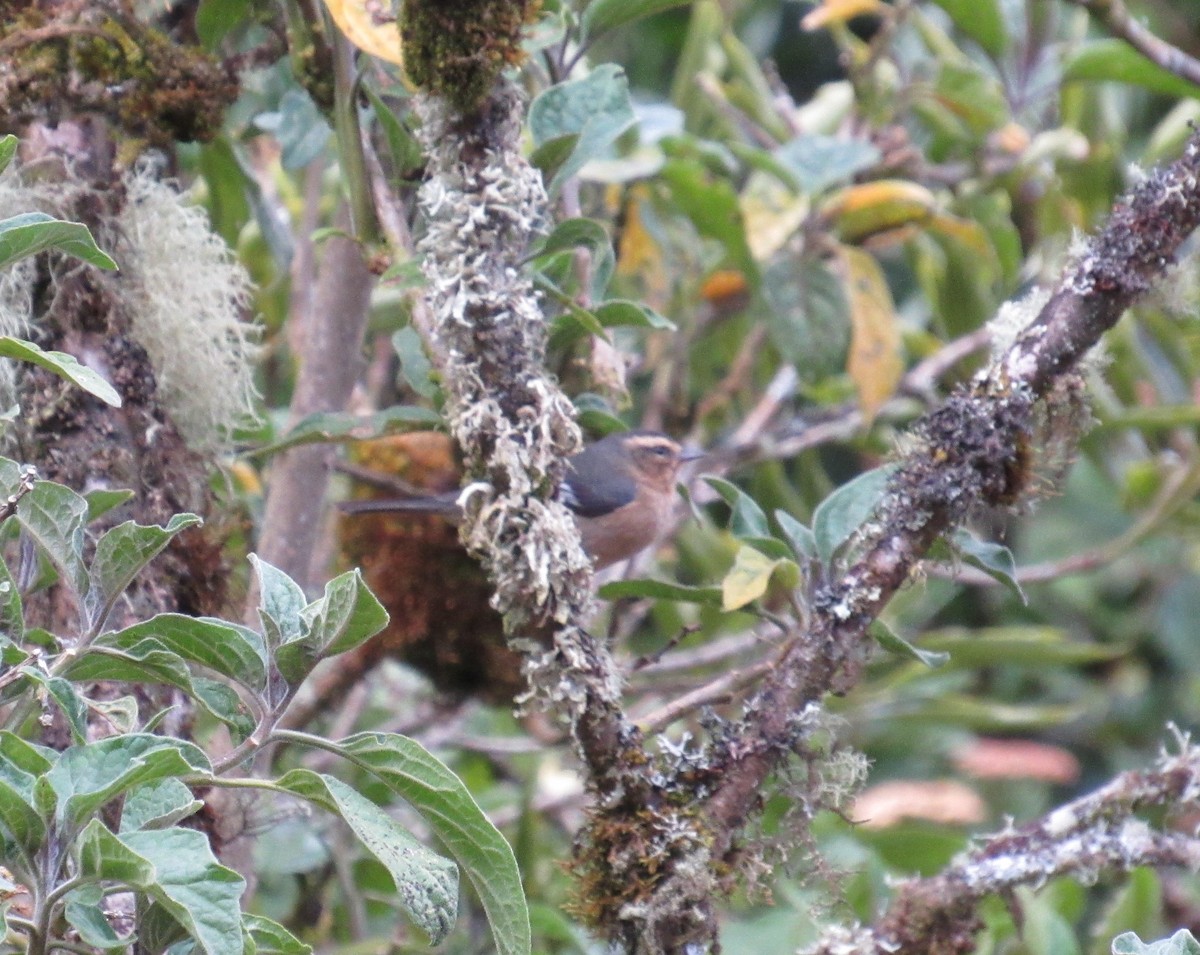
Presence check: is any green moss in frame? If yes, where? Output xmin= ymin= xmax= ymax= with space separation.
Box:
xmin=401 ymin=0 xmax=542 ymax=114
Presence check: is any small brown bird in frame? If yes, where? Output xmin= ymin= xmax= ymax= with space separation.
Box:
xmin=340 ymin=430 xmax=701 ymax=569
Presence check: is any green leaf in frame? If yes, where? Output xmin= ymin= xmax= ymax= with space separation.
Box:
xmin=535 ymin=217 xmax=616 ymax=302
xmin=812 ymin=464 xmax=898 ymax=566
xmin=196 ymin=0 xmax=251 ymax=48
xmin=869 ymin=620 xmax=949 ymax=668
xmin=775 ymin=135 xmax=881 ymax=195
xmin=704 ymin=476 xmax=770 ymax=538
xmin=0 ymin=731 xmax=52 ymax=774
xmin=246 ymin=405 xmax=441 ymax=459
xmin=21 ymin=669 xmax=88 ymax=743
xmin=274 ymin=769 xmax=459 ymax=945
xmin=0 ymin=335 xmax=121 ymax=407
xmin=250 ymin=554 xmax=307 ymax=648
xmin=63 ymin=643 xmax=253 ymax=736
xmin=96 ymin=614 xmax=267 ymax=689
xmin=927 ymin=0 xmax=1008 ymax=58
xmin=79 ymin=821 xmax=246 ymax=955
xmin=594 ymin=299 xmax=675 ymax=330
xmin=86 ymin=514 xmax=203 ymax=632
xmin=85 ymin=488 xmax=135 ymax=523
xmin=331 ymin=732 xmax=531 ymax=955
xmin=0 ymin=135 xmax=16 ymax=175
xmin=392 ymin=326 xmax=438 ymax=400
xmin=1063 ymin=40 xmax=1200 ymax=100
xmin=121 ymin=779 xmax=204 ymax=833
xmin=364 ymin=85 xmax=423 ymax=178
xmin=529 ymin=65 xmax=636 ymax=194
xmin=16 ymin=479 xmax=90 ymax=599
xmin=45 ymin=734 xmax=212 ymax=829
xmin=0 ymin=212 xmax=118 ymax=271
xmin=242 ymin=914 xmax=312 ymax=955
xmin=581 ymin=0 xmax=691 ymax=38
xmin=920 ymin=626 xmax=1123 ymax=668
xmin=64 ymin=884 xmax=129 ymax=949
xmin=774 ymin=510 xmax=817 ymax=561
xmin=661 ymin=158 xmax=758 ymax=288
xmin=949 ymin=529 xmax=1026 ymax=605
xmin=254 ymin=88 xmax=331 ymax=170
xmin=275 ymin=569 xmax=388 ymax=686
xmin=0 ymin=551 xmax=23 ymax=643
xmin=761 ymin=257 xmax=849 ymax=380
xmin=1112 ymin=930 xmax=1200 ymax=955
xmin=598 ymin=578 xmax=723 ymax=604
xmin=0 ymin=771 xmax=45 ymax=855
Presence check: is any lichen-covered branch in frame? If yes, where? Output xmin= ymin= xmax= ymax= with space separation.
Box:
xmin=703 ymin=132 xmax=1200 ymax=870
xmin=806 ymin=735 xmax=1200 ymax=955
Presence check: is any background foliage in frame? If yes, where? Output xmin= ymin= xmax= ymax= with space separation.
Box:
xmin=3 ymin=0 xmax=1200 ymax=952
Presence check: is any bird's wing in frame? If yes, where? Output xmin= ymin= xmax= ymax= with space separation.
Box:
xmin=559 ymin=449 xmax=636 ymax=517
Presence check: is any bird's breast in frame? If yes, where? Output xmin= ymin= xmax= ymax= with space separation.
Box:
xmin=574 ymin=490 xmax=674 ymax=570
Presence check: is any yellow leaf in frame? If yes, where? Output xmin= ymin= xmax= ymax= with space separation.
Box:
xmin=824 ymin=179 xmax=936 ymax=242
xmin=740 ymin=169 xmax=809 ymax=261
xmin=838 ymin=245 xmax=903 ymax=423
xmin=322 ymin=0 xmax=404 ymax=66
xmin=616 ymin=188 xmax=671 ymax=311
xmin=802 ymin=0 xmax=888 ymax=31
xmin=721 ymin=546 xmax=779 ymax=611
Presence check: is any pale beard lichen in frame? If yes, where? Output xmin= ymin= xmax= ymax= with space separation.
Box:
xmin=116 ymin=165 xmax=261 ymax=454
xmin=0 ymin=163 xmax=261 ymax=455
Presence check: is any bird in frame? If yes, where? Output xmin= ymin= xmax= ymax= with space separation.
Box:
xmin=339 ymin=430 xmax=702 ymax=570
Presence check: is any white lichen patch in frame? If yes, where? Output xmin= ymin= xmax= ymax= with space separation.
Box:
xmin=116 ymin=164 xmax=261 ymax=453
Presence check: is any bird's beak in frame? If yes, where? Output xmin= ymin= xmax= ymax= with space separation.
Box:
xmin=679 ymin=446 xmax=705 ymax=463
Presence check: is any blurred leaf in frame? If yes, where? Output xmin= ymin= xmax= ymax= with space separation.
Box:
xmin=920 ymin=627 xmax=1124 ymax=667
xmin=21 ymin=670 xmax=87 ymax=743
xmin=0 ymin=213 xmax=117 ymax=271
xmin=392 ymin=326 xmax=438 ymax=400
xmin=776 ymin=134 xmax=881 ymax=195
xmin=247 ymin=405 xmax=441 ymax=459
xmin=949 ymin=530 xmax=1026 ymax=605
xmin=322 ymin=0 xmax=404 ymax=64
xmin=774 ymin=510 xmax=818 ymax=561
xmin=1112 ymin=930 xmax=1200 ymax=954
xmin=254 ymin=89 xmax=331 ymax=170
xmin=0 ymin=769 xmax=45 ymax=855
xmin=599 ymin=578 xmax=723 ymax=604
xmin=274 ymin=769 xmax=459 ymax=945
xmin=838 ymin=245 xmax=902 ymax=422
xmin=762 ymin=257 xmax=849 ymax=380
xmin=704 ymin=476 xmax=770 ymax=538
xmin=826 ymin=180 xmax=937 ymax=243
xmin=926 ymin=0 xmax=1007 ymax=58
xmin=84 ymin=488 xmax=135 ymax=523
xmin=722 ymin=545 xmax=787 ymax=611
xmin=364 ymin=86 xmax=422 ymax=178
xmin=801 ymin=0 xmax=888 ymax=30
xmin=536 ymin=217 xmax=616 ymax=301
xmin=595 ymin=299 xmax=675 ymax=329
xmin=1064 ymin=40 xmax=1200 ymax=100
xmin=17 ymin=479 xmax=90 ymax=600
xmin=79 ymin=821 xmax=245 ymax=955
xmin=0 ymin=336 xmax=121 ymax=408
xmin=581 ymin=0 xmax=692 ymax=38
xmin=1090 ymin=868 xmax=1162 ymax=955
xmin=869 ymin=620 xmax=949 ymax=668
xmin=196 ymin=0 xmax=251 ymax=48
xmin=812 ymin=465 xmax=897 ymax=566
xmin=661 ymin=157 xmax=759 ymax=287
xmin=530 ymin=65 xmax=636 ymax=193
xmin=1020 ymin=885 xmax=1081 ymax=955
xmin=243 ymin=914 xmax=312 ymax=955
xmin=0 ymin=135 xmax=15 ymax=175
xmin=86 ymin=514 xmax=203 ymax=633
xmin=64 ymin=884 xmax=127 ymax=949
